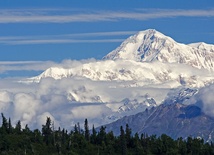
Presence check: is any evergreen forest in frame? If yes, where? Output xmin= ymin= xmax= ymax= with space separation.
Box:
xmin=0 ymin=113 xmax=214 ymax=155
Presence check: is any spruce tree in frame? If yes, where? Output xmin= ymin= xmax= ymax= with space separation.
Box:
xmin=8 ymin=118 xmax=13 ymax=134
xmin=125 ymin=124 xmax=132 ymax=147
xmin=42 ymin=117 xmax=52 ymax=145
xmin=84 ymin=118 xmax=90 ymax=141
xmin=120 ymin=126 xmax=127 ymax=155
xmin=15 ymin=120 xmax=21 ymax=134
xmin=1 ymin=113 xmax=8 ymax=133
xmin=74 ymin=124 xmax=78 ymax=134
xmin=91 ymin=124 xmax=97 ymax=144
xmin=97 ymin=126 xmax=106 ymax=145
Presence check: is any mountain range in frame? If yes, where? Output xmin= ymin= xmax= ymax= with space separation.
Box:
xmin=21 ymin=29 xmax=214 ymax=138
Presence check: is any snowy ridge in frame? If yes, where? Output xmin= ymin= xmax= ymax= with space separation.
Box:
xmin=28 ymin=60 xmax=214 ymax=88
xmin=104 ymin=29 xmax=214 ymax=71
xmin=189 ymin=42 xmax=214 ymax=52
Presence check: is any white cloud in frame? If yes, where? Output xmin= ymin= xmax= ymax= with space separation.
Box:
xmin=0 ymin=31 xmax=135 ymax=45
xmin=0 ymin=8 xmax=213 ymax=23
xmin=0 ymin=59 xmax=96 ymax=74
xmin=70 ymin=104 xmax=111 ymax=119
xmin=0 ymin=61 xmax=57 ymax=73
xmin=0 ymin=91 xmax=13 ymax=114
xmin=0 ymin=90 xmax=12 ymax=102
xmin=0 ymin=39 xmax=125 ymax=45
xmin=0 ymin=72 xmax=162 ymax=130
xmin=13 ymin=93 xmax=40 ymax=127
xmin=0 ymin=58 xmax=214 ymax=131
xmin=191 ymin=84 xmax=214 ymax=117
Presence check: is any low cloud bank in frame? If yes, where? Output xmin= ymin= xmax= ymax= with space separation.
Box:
xmin=190 ymin=84 xmax=214 ymax=117
xmin=0 ymin=59 xmax=214 ymax=131
xmin=0 ymin=75 xmax=166 ymax=130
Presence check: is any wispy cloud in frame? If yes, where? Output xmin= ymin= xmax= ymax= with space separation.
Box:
xmin=63 ymin=31 xmax=137 ymax=37
xmin=0 ymin=59 xmax=95 ymax=74
xmin=1 ymin=39 xmax=125 ymax=45
xmin=0 ymin=61 xmax=57 ymax=73
xmin=0 ymin=61 xmax=44 ymax=65
xmin=0 ymin=31 xmax=135 ymax=45
xmin=0 ymin=8 xmax=214 ymax=23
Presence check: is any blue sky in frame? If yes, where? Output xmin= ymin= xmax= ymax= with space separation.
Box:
xmin=0 ymin=0 xmax=214 ymax=62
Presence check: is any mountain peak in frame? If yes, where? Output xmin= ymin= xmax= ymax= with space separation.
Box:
xmin=137 ymin=29 xmax=169 ymax=39
xmin=103 ymin=29 xmax=177 ymax=62
xmin=103 ymin=29 xmax=214 ymax=70
xmin=137 ymin=29 xmax=157 ymax=37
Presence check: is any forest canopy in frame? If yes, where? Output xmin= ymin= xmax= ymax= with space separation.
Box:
xmin=0 ymin=113 xmax=213 ymax=155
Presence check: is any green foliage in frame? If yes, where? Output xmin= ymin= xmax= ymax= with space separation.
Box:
xmin=1 ymin=113 xmax=9 ymax=134
xmin=0 ymin=113 xmax=214 ymax=155
xmin=90 ymin=124 xmax=97 ymax=144
xmin=42 ymin=117 xmax=53 ymax=146
xmin=84 ymin=118 xmax=90 ymax=142
xmin=14 ymin=120 xmax=21 ymax=134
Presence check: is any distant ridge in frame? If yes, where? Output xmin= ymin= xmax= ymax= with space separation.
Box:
xmin=103 ymin=103 xmax=214 ymax=141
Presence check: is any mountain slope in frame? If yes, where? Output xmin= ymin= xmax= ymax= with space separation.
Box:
xmin=28 ymin=29 xmax=214 ymax=85
xmin=103 ymin=103 xmax=214 ymax=141
xmin=103 ymin=29 xmax=214 ymax=70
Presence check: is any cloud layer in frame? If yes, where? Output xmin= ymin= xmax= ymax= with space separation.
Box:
xmin=1 ymin=59 xmax=176 ymax=130
xmin=0 ymin=59 xmax=214 ymax=131
xmin=0 ymin=76 xmax=164 ymax=130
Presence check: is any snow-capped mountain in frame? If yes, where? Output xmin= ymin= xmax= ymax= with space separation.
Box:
xmin=104 ymin=29 xmax=214 ymax=71
xmin=17 ymin=29 xmax=214 ymax=130
xmin=29 ymin=29 xmax=214 ymax=85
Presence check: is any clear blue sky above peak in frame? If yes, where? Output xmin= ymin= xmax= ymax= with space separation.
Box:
xmin=0 ymin=0 xmax=214 ymax=61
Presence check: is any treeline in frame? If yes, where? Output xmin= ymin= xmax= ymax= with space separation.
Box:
xmin=0 ymin=113 xmax=214 ymax=155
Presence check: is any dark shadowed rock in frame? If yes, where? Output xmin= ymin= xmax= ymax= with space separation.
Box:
xmin=102 ymin=103 xmax=214 ymax=141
